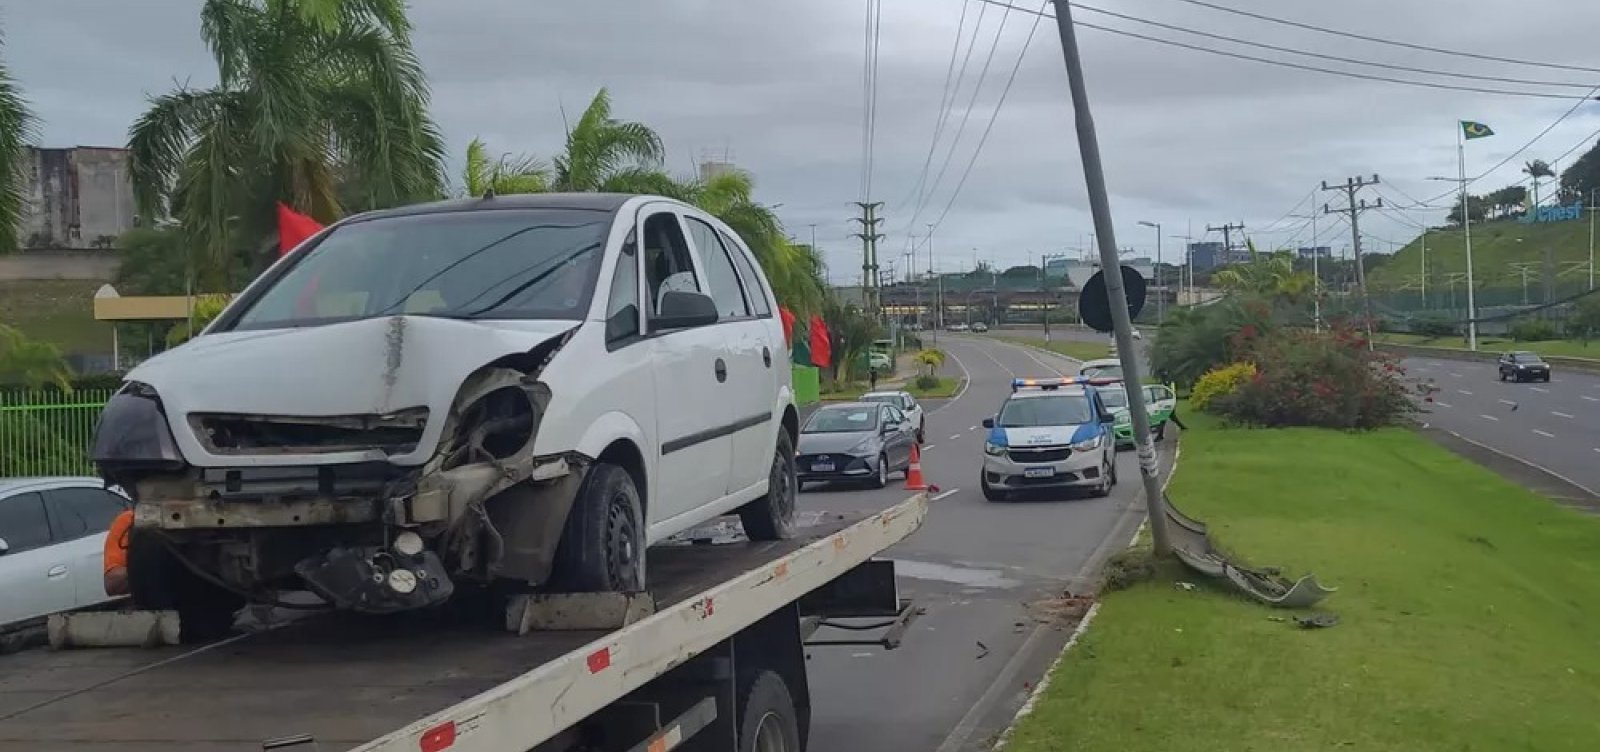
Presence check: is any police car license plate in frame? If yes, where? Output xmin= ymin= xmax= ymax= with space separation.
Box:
xmin=1023 ymin=467 xmax=1055 ymax=479
xmin=813 ymin=461 xmax=836 ymax=472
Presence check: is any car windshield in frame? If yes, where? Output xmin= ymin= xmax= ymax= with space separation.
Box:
xmin=224 ymin=208 xmax=611 ymax=331
xmin=1081 ymin=365 xmax=1123 ymax=380
xmin=805 ymin=406 xmax=879 ymax=433
xmin=998 ymin=394 xmax=1094 ymax=427
xmin=1097 ymin=388 xmax=1128 ymax=409
xmin=1513 ymin=353 xmax=1545 ymax=363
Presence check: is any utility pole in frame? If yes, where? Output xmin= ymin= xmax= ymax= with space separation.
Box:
xmin=1322 ymin=175 xmax=1382 ymax=345
xmin=1290 ymin=212 xmax=1323 ymax=331
xmin=1048 ymin=0 xmax=1171 ymax=557
xmin=851 ymin=202 xmax=884 ymax=317
xmin=1509 ymin=261 xmax=1537 ymax=305
xmin=1207 ymin=222 xmax=1245 ymax=263
xmin=1169 ymin=232 xmax=1194 ymax=307
xmin=1421 ymin=227 xmax=1429 ymax=309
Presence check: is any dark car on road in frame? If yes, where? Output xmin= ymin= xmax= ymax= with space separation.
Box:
xmin=796 ymin=402 xmax=918 ymax=489
xmin=1498 ymin=351 xmax=1551 ymax=382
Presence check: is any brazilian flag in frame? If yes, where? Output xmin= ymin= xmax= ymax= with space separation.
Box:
xmin=1461 ymin=121 xmax=1495 ymax=140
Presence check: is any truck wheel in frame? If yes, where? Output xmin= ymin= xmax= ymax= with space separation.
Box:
xmin=127 ymin=530 xmax=243 ymax=643
xmin=737 ymin=671 xmax=802 ymax=752
xmin=740 ymin=430 xmax=798 ymax=541
xmin=549 ymin=464 xmax=645 ymax=592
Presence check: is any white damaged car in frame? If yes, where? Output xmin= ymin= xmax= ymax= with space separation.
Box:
xmin=91 ymin=193 xmax=799 ymax=631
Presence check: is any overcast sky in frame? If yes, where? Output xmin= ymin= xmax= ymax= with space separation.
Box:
xmin=10 ymin=0 xmax=1600 ymax=282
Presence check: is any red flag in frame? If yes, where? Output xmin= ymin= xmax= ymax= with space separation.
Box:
xmin=808 ymin=315 xmax=832 ymax=368
xmin=779 ymin=307 xmax=796 ymax=346
xmin=277 ymin=202 xmax=324 ymax=256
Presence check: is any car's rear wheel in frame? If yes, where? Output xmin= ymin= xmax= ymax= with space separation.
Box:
xmin=549 ymin=463 xmax=645 ymax=592
xmin=739 ymin=430 xmax=798 ymax=541
xmin=870 ymin=454 xmax=889 ymax=489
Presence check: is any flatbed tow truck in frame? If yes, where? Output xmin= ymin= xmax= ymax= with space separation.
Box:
xmin=0 ymin=494 xmax=928 ymax=752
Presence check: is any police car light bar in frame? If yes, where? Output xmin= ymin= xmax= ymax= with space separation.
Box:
xmin=1011 ymin=377 xmax=1077 ymax=391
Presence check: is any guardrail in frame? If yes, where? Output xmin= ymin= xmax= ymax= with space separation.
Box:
xmin=1376 ymin=343 xmax=1600 ymax=376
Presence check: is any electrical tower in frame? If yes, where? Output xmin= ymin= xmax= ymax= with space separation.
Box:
xmin=1206 ymin=222 xmax=1245 ymax=263
xmin=851 ymin=202 xmax=884 ymax=315
xmin=1323 ymin=175 xmax=1382 ymax=343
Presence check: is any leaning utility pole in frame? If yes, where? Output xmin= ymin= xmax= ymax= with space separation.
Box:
xmin=1207 ymin=222 xmax=1245 ymax=262
xmin=1048 ymin=0 xmax=1171 ymax=557
xmin=1322 ymin=175 xmax=1381 ymax=345
xmin=851 ymin=202 xmax=885 ymax=316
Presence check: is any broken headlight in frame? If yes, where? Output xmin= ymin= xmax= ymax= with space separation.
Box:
xmin=91 ymin=381 xmax=186 ymax=471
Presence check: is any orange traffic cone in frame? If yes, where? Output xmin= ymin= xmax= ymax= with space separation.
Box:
xmin=904 ymin=442 xmax=928 ymax=491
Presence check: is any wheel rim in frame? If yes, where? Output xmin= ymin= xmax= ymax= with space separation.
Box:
xmin=771 ymin=445 xmax=796 ymax=521
xmin=605 ymin=491 xmax=639 ymax=587
xmin=878 ymin=457 xmax=888 ymax=485
xmin=754 ymin=711 xmax=790 ymax=752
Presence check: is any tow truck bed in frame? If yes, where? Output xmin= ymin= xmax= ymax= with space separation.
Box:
xmin=0 ymin=496 xmax=926 ymax=752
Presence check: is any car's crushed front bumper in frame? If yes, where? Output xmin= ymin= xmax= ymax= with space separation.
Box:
xmin=982 ymin=445 xmax=1104 ymax=490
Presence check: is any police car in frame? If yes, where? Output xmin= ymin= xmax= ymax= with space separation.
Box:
xmin=979 ymin=377 xmax=1120 ymax=501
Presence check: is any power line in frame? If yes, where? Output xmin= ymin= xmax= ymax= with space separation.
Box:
xmin=860 ymin=0 xmax=884 ymax=202
xmin=970 ymin=0 xmax=1596 ymax=101
xmin=1166 ymin=0 xmax=1600 ymax=76
xmin=893 ymin=0 xmax=980 ymax=216
xmin=1076 ymin=3 xmax=1597 ymax=90
xmin=1418 ymin=87 xmax=1600 ymax=206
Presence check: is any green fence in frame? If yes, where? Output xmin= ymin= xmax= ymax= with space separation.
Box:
xmin=0 ymin=389 xmax=113 ymax=478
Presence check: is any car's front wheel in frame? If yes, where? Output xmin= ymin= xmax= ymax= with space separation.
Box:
xmin=980 ymin=474 xmax=1007 ymax=502
xmin=739 ymin=430 xmax=798 ymax=541
xmin=870 ymin=453 xmax=889 ymax=489
xmin=549 ymin=463 xmax=645 ymax=592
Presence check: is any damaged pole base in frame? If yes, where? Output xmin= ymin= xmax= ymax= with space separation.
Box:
xmin=504 ymin=592 xmax=657 ymax=635
xmin=48 ymin=610 xmax=181 ymax=650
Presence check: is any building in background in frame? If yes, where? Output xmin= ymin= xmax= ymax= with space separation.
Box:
xmin=1297 ymin=246 xmax=1333 ymax=259
xmin=18 ymin=146 xmax=136 ymax=250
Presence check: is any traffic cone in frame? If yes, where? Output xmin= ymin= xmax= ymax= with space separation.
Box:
xmin=904 ymin=442 xmax=928 ymax=491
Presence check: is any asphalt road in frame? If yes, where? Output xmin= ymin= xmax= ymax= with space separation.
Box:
xmin=799 ymin=334 xmax=1173 ymax=752
xmin=1407 ymin=356 xmax=1600 ymax=494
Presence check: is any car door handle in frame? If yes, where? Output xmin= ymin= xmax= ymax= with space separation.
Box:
xmin=47 ymin=565 xmax=68 ymax=579
xmin=762 ymin=346 xmax=772 ymax=368
xmin=714 ymin=358 xmax=728 ymax=383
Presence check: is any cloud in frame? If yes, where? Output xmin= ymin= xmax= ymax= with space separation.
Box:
xmin=9 ymin=0 xmax=1600 ymax=279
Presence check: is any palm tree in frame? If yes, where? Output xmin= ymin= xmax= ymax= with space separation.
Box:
xmin=1523 ymin=159 xmax=1556 ymax=207
xmin=462 ymin=138 xmax=549 ymax=197
xmin=0 ymin=33 xmax=36 ymax=254
xmin=0 ymin=323 xmax=72 ymax=389
xmin=1211 ymin=250 xmax=1312 ymax=300
xmin=128 ymin=0 xmax=446 ymax=284
xmin=552 ymin=88 xmax=671 ymax=194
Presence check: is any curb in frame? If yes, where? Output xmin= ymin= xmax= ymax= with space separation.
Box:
xmin=988 ymin=432 xmax=1185 ymax=751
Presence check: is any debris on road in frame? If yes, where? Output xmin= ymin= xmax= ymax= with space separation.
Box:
xmin=1165 ymin=493 xmax=1337 ymax=609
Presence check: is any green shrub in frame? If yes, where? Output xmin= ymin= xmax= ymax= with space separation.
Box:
xmin=914 ymin=374 xmax=941 ymax=391
xmin=1191 ymin=362 xmax=1257 ymax=412
xmin=1149 ymin=297 xmax=1275 ymax=389
xmin=1508 ymin=317 xmax=1557 ymax=342
xmin=1211 ymin=324 xmax=1415 ymax=429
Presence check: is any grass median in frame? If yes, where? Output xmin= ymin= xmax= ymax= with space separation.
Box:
xmin=1006 ymin=412 xmax=1600 ymax=751
xmin=994 ymin=335 xmax=1110 ymax=362
xmin=820 ymin=375 xmax=965 ymax=401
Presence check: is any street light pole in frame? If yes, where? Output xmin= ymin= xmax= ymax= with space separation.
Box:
xmin=1048 ymin=0 xmax=1171 ymax=556
xmin=1138 ymin=220 xmax=1162 ymax=323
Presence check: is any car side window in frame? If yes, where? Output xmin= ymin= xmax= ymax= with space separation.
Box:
xmin=642 ymin=211 xmax=700 ymax=322
xmin=44 ymin=487 xmax=126 ymax=542
xmin=719 ymin=229 xmax=773 ymax=317
xmin=0 ymin=492 xmax=53 ymax=553
xmin=902 ymin=395 xmax=918 ymax=411
xmin=685 ymin=217 xmax=751 ymax=319
xmin=606 ymin=231 xmax=642 ymax=343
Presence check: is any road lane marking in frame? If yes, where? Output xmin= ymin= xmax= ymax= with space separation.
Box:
xmin=1457 ymin=389 xmax=1473 ymax=395
xmin=1585 ymin=396 xmax=1600 ymax=402
xmin=949 ymin=434 xmax=961 ymax=440
xmin=1480 ymin=414 xmax=1500 ymax=421
xmin=1553 ymin=411 xmax=1574 ymax=419
xmin=931 ymin=488 xmax=960 ymax=501
xmin=921 ymin=444 xmax=936 ymax=451
xmin=1450 ymin=372 xmax=1463 ymax=378
xmin=1499 ymin=399 xmax=1517 ymax=405
xmin=975 ymin=344 xmax=1018 ymax=377
xmin=1434 ymin=401 xmax=1454 ymax=408
xmin=1532 ymin=387 xmax=1550 ymax=393
xmin=1534 ymin=429 xmax=1556 ymax=438
xmin=969 ymin=425 xmax=978 ymax=430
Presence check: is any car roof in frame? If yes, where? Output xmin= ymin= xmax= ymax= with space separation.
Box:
xmin=346 ymin=192 xmax=638 ymax=225
xmin=860 ymin=391 xmax=909 ymax=398
xmin=814 ymin=401 xmax=882 ymax=411
xmin=0 ymin=476 xmax=106 ymax=495
xmin=1080 ymin=358 xmax=1121 ymax=368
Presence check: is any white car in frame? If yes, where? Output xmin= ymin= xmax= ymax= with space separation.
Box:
xmin=860 ymin=390 xmax=926 ymax=443
xmin=979 ymin=379 xmax=1118 ymax=501
xmin=90 ymin=193 xmax=799 ymax=629
xmin=0 ymin=477 xmax=131 ymax=628
xmin=1077 ymin=357 xmax=1124 ymax=381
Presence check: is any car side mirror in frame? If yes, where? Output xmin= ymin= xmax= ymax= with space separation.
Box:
xmin=1100 ymin=411 xmax=1115 ymax=424
xmin=653 ymin=291 xmax=719 ymax=330
xmin=981 ymin=418 xmax=995 ymax=429
xmin=0 ymin=536 xmax=9 ymax=555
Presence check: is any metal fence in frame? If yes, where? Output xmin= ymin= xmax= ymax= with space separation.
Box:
xmin=0 ymin=389 xmax=112 ymax=478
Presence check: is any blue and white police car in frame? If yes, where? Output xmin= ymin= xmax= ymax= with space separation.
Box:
xmin=979 ymin=377 xmax=1120 ymax=501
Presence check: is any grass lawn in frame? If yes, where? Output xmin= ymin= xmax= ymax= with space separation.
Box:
xmin=995 ymin=335 xmax=1110 ymax=362
xmin=821 ymin=375 xmax=965 ymax=401
xmin=0 ymin=279 xmax=112 ymax=355
xmin=1006 ymin=412 xmax=1600 ymax=752
xmin=1377 ymin=332 xmax=1600 ymax=360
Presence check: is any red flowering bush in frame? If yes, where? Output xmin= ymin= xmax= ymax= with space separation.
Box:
xmin=1210 ymin=322 xmax=1415 ymax=429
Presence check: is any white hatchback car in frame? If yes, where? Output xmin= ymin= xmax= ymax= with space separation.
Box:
xmin=91 ymin=194 xmax=799 ymax=628
xmin=860 ymin=390 xmax=926 ymax=444
xmin=0 ymin=477 xmax=130 ymax=628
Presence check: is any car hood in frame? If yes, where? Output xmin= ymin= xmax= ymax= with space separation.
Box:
xmin=797 ymin=431 xmax=877 ymax=455
xmin=994 ymin=423 xmax=1101 ymax=447
xmin=126 ymin=315 xmax=580 ymax=467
